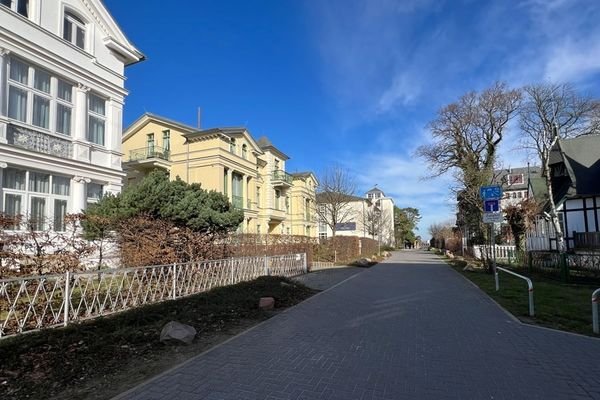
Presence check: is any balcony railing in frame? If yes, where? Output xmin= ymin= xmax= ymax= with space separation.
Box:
xmin=6 ymin=124 xmax=73 ymax=159
xmin=232 ymin=195 xmax=244 ymax=209
xmin=128 ymin=146 xmax=170 ymax=162
xmin=574 ymin=231 xmax=600 ymax=250
xmin=272 ymin=170 xmax=293 ymax=185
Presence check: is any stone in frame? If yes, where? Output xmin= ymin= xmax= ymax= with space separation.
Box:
xmin=356 ymin=258 xmax=371 ymax=267
xmin=160 ymin=321 xmax=197 ymax=345
xmin=259 ymin=297 xmax=275 ymax=310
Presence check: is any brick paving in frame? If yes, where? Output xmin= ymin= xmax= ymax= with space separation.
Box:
xmin=116 ymin=251 xmax=600 ymax=400
xmin=293 ymin=266 xmax=364 ymax=291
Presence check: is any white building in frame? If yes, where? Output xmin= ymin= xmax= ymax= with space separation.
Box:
xmin=0 ymin=0 xmax=143 ymax=230
xmin=317 ymin=187 xmax=396 ymax=246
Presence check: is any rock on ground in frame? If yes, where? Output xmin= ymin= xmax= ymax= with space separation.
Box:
xmin=160 ymin=321 xmax=197 ymax=345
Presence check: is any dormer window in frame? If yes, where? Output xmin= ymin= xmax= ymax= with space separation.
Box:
xmin=63 ymin=11 xmax=86 ymax=50
xmin=1 ymin=0 xmax=29 ymax=18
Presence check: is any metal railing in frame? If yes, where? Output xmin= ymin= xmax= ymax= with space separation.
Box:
xmin=311 ymin=261 xmax=335 ymax=271
xmin=128 ymin=146 xmax=170 ymax=162
xmin=7 ymin=123 xmax=73 ymax=159
xmin=0 ymin=253 xmax=307 ymax=339
xmin=495 ymin=266 xmax=534 ymax=317
xmin=232 ymin=195 xmax=244 ymax=209
xmin=575 ymin=232 xmax=600 ymax=250
xmin=272 ymin=170 xmax=293 ymax=184
xmin=593 ymin=288 xmax=600 ymax=334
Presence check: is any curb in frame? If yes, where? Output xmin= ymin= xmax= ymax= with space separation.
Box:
xmin=112 ymin=272 xmax=362 ymax=399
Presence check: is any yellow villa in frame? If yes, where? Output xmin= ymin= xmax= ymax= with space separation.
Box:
xmin=121 ymin=113 xmax=318 ymax=236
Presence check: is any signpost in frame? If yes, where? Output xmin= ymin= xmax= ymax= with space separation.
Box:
xmin=480 ymin=185 xmax=503 ymax=275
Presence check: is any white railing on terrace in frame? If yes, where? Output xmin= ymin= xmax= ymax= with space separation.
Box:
xmin=311 ymin=261 xmax=335 ymax=271
xmin=0 ymin=253 xmax=307 ymax=339
xmin=472 ymin=245 xmax=517 ymax=260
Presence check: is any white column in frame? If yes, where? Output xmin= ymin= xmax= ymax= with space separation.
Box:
xmin=242 ymin=174 xmax=248 ymax=209
xmin=73 ymin=84 xmax=90 ymax=162
xmin=0 ymin=48 xmax=10 ymax=144
xmin=226 ymin=169 xmax=233 ymax=202
xmin=71 ymin=176 xmax=90 ymax=213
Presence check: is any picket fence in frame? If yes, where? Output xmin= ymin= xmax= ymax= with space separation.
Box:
xmin=0 ymin=253 xmax=307 ymax=339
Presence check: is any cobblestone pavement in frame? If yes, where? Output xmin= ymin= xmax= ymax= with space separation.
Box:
xmin=293 ymin=266 xmax=364 ymax=290
xmin=116 ymin=251 xmax=600 ymax=400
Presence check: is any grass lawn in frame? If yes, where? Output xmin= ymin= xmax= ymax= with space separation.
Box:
xmin=447 ymin=258 xmax=600 ymax=337
xmin=0 ymin=276 xmax=318 ymax=400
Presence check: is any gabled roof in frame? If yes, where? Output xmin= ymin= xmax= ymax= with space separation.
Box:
xmin=123 ymin=113 xmax=199 ymax=142
xmin=550 ymin=135 xmax=600 ymax=199
xmin=291 ymin=171 xmax=319 ymax=186
xmin=366 ymin=187 xmax=384 ymax=194
xmin=186 ymin=127 xmax=264 ymax=154
xmin=256 ymin=136 xmax=290 ymax=160
xmin=316 ymin=191 xmax=368 ymax=204
xmin=88 ymin=0 xmax=145 ymax=65
xmin=493 ymin=166 xmax=542 ymax=191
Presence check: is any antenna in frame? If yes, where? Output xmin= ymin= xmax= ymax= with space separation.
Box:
xmin=197 ymin=107 xmax=201 ymax=129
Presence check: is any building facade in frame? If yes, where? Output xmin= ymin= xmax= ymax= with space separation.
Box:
xmin=317 ymin=187 xmax=396 ymax=246
xmin=0 ymin=0 xmax=143 ymax=230
xmin=121 ymin=113 xmax=318 ymax=236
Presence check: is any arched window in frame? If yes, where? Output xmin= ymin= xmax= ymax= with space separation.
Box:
xmin=242 ymin=144 xmax=247 ymax=159
xmin=63 ymin=11 xmax=86 ymax=49
xmin=230 ymin=138 xmax=236 ymax=154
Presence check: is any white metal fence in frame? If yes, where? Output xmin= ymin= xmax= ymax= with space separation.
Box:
xmin=472 ymin=245 xmax=517 ymax=260
xmin=0 ymin=253 xmax=307 ymax=339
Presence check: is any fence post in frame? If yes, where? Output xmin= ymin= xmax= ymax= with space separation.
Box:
xmin=231 ymin=260 xmax=235 ymax=284
xmin=172 ymin=263 xmax=177 ymax=300
xmin=264 ymin=255 xmax=270 ymax=276
xmin=302 ymin=253 xmax=308 ymax=274
xmin=64 ymin=270 xmax=70 ymax=327
xmin=560 ymin=253 xmax=569 ymax=283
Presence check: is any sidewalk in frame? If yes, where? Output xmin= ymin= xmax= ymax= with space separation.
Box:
xmin=116 ymin=251 xmax=600 ymax=400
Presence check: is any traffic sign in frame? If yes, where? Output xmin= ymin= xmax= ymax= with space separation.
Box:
xmin=484 ymin=199 xmax=500 ymax=213
xmin=480 ymin=185 xmax=502 ymax=200
xmin=483 ymin=212 xmax=504 ymax=224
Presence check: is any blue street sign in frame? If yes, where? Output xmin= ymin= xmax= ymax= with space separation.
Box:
xmin=480 ymin=185 xmax=503 ymax=200
xmin=484 ymin=199 xmax=500 ymax=213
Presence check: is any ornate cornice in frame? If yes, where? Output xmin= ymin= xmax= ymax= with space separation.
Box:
xmin=73 ymin=176 xmax=92 ymax=184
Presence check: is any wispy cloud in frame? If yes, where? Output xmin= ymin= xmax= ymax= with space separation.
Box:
xmin=307 ymin=0 xmax=600 ymax=238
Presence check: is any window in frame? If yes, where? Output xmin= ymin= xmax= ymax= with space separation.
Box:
xmin=1 ymin=0 xmax=28 ymax=17
xmin=7 ymin=58 xmax=74 ymax=136
xmin=256 ymin=186 xmax=261 ymax=208
xmin=319 ymin=232 xmax=327 ymax=240
xmin=274 ymin=159 xmax=280 ymax=171
xmin=56 ymin=80 xmax=73 ymax=135
xmin=242 ymin=144 xmax=247 ymax=159
xmin=230 ymin=138 xmax=236 ymax=154
xmin=274 ymin=189 xmax=281 ymax=210
xmin=1 ymin=167 xmax=70 ymax=231
xmin=223 ymin=170 xmax=228 ymax=195
xmin=147 ymin=133 xmax=155 ymax=154
xmin=88 ymin=94 xmax=106 ymax=145
xmin=508 ymin=174 xmax=523 ymax=185
xmin=163 ymin=130 xmax=170 ymax=153
xmin=63 ymin=11 xmax=86 ymax=49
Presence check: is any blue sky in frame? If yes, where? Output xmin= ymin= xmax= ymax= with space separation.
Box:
xmin=105 ymin=0 xmax=600 ymax=238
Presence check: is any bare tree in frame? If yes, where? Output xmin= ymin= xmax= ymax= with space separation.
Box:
xmin=519 ymin=83 xmax=600 ymax=252
xmin=363 ymin=206 xmax=392 ymax=242
xmin=315 ymin=166 xmax=357 ymax=239
xmin=417 ymin=82 xmax=522 ymax=242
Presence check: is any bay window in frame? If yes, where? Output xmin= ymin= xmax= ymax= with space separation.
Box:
xmin=88 ymin=93 xmax=106 ymax=145
xmin=7 ymin=58 xmax=74 ymax=137
xmin=1 ymin=167 xmax=71 ymax=231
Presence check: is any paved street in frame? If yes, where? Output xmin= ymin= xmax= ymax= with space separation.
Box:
xmin=116 ymin=251 xmax=600 ymax=400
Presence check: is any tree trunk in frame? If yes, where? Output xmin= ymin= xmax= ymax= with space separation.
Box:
xmin=544 ymin=154 xmax=565 ymax=253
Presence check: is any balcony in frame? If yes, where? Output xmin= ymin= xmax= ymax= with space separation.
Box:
xmin=574 ymin=232 xmax=600 ymax=250
xmin=124 ymin=146 xmax=171 ymax=170
xmin=272 ymin=170 xmax=293 ymax=187
xmin=6 ymin=124 xmax=73 ymax=159
xmin=232 ymin=195 xmax=244 ymax=209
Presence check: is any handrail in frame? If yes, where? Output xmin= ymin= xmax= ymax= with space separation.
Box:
xmin=593 ymin=288 xmax=600 ymax=334
xmin=496 ymin=266 xmax=535 ymax=317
